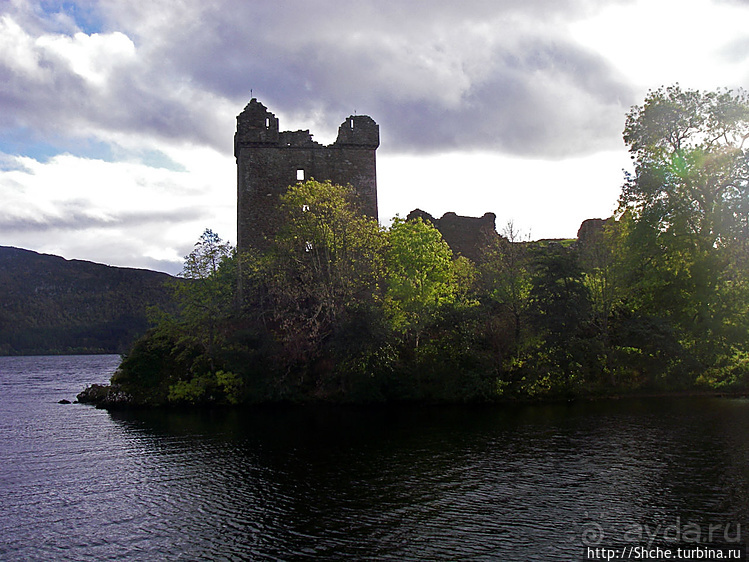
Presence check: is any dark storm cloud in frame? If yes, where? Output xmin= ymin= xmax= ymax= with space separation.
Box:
xmin=105 ymin=0 xmax=636 ymax=156
xmin=0 ymin=32 xmax=227 ymax=153
xmin=375 ymin=38 xmax=632 ymax=155
xmin=0 ymin=0 xmax=636 ymax=158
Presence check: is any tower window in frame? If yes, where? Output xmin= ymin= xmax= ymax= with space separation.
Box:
xmin=297 ymin=169 xmax=305 ymax=181
xmin=350 ymin=118 xmax=355 ymax=129
xmin=265 ymin=117 xmax=270 ymax=128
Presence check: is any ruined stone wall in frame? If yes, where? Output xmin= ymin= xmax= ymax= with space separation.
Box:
xmin=234 ymin=100 xmax=618 ymax=264
xmin=407 ymin=209 xmax=499 ymax=262
xmin=235 ymin=99 xmax=379 ymax=251
xmin=576 ymin=217 xmax=612 ymax=246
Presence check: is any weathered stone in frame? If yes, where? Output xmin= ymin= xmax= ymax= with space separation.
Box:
xmin=76 ymin=383 xmax=133 ymax=409
xmin=577 ymin=218 xmax=608 ymax=242
xmin=76 ymin=384 xmax=110 ymax=405
xmin=233 ymin=99 xmax=511 ymax=262
xmin=576 ymin=217 xmax=616 ymax=251
xmin=407 ymin=209 xmax=499 ymax=262
xmin=235 ymin=99 xmax=379 ymax=252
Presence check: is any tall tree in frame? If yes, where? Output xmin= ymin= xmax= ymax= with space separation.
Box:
xmin=506 ymin=242 xmax=594 ymax=395
xmin=241 ymin=180 xmax=384 ymax=384
xmin=173 ymin=229 xmax=235 ymax=371
xmin=384 ymin=216 xmax=463 ymax=348
xmin=528 ymin=244 xmax=591 ymax=348
xmin=622 ymin=85 xmax=749 ymax=250
xmin=113 ymin=229 xmax=237 ymax=405
xmin=478 ymin=221 xmax=531 ymax=350
xmin=619 ymin=85 xmax=749 ymax=378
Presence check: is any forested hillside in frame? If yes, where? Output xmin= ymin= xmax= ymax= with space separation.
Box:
xmin=0 ymin=247 xmax=174 ymax=355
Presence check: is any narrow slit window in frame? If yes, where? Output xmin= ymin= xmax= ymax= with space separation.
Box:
xmin=297 ymin=169 xmax=305 ymax=181
xmin=265 ymin=117 xmax=270 ymax=128
xmin=350 ymin=118 xmax=355 ymax=129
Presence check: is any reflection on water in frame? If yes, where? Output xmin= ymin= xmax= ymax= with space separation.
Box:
xmin=1 ymin=355 xmax=748 ymax=560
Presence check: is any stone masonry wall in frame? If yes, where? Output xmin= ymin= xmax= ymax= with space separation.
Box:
xmin=235 ymin=99 xmax=379 ymax=251
xmin=406 ymin=209 xmax=499 ymax=262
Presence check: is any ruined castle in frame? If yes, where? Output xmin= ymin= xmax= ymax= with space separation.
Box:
xmin=235 ymin=99 xmax=498 ymax=258
xmin=235 ymin=99 xmax=379 ymax=251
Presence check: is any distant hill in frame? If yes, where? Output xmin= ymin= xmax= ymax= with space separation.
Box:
xmin=0 ymin=247 xmax=176 ymax=355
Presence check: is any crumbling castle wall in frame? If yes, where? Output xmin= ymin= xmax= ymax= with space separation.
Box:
xmin=576 ymin=217 xmax=613 ymax=246
xmin=406 ymin=209 xmax=499 ymax=262
xmin=235 ymin=99 xmax=379 ymax=251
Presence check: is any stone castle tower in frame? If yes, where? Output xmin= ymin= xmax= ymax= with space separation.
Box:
xmin=235 ymin=99 xmax=379 ymax=251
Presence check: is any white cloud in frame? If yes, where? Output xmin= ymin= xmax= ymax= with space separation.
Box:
xmin=0 ymin=11 xmax=235 ymax=152
xmin=35 ymin=29 xmax=135 ymax=87
xmin=378 ymin=149 xmax=632 ymax=239
xmin=571 ymin=0 xmax=749 ymax=91
xmin=0 ymin=14 xmax=136 ymax=91
xmin=0 ymin=15 xmax=44 ymax=79
xmin=1 ymin=0 xmax=748 ymax=272
xmin=0 ymin=148 xmax=235 ymax=273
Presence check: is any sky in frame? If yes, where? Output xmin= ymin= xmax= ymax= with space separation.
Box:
xmin=1 ymin=0 xmax=748 ymax=274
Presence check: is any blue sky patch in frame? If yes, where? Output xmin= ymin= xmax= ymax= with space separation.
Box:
xmin=0 ymin=130 xmax=185 ymax=171
xmin=136 ymin=150 xmax=187 ymax=172
xmin=0 ymin=129 xmax=114 ymax=162
xmin=38 ymin=1 xmax=104 ymax=35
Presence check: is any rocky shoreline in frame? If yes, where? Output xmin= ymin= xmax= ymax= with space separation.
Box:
xmin=76 ymin=384 xmax=134 ymax=409
xmin=76 ymin=381 xmax=749 ymax=410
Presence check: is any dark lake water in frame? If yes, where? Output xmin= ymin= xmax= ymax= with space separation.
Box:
xmin=1 ymin=355 xmax=748 ymax=560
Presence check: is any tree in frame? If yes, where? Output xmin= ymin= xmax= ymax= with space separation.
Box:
xmin=181 ymin=229 xmax=234 ymax=281
xmin=240 ymin=180 xmax=385 ymax=392
xmin=276 ymin=179 xmax=384 ymax=323
xmin=502 ymin=242 xmax=594 ymax=394
xmin=171 ymin=229 xmax=235 ymax=371
xmin=478 ymin=221 xmax=532 ymax=354
xmin=576 ymin=218 xmax=630 ymax=381
xmin=112 ymin=229 xmax=239 ymax=406
xmin=619 ymin=85 xmax=749 ymax=382
xmin=383 ymin=216 xmax=462 ymax=347
xmin=528 ymin=244 xmax=591 ymax=348
xmin=622 ymin=85 xmax=749 ymax=251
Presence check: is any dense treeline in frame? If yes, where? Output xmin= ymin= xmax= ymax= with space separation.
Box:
xmin=106 ymin=86 xmax=749 ymax=406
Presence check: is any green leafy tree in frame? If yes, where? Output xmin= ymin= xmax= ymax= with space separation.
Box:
xmin=622 ymin=85 xmax=749 ymax=250
xmin=381 ymin=216 xmax=486 ymax=399
xmin=576 ymin=218 xmax=634 ymax=383
xmin=172 ymin=229 xmax=235 ymax=371
xmin=240 ymin=180 xmax=385 ymax=393
xmin=619 ymin=86 xmax=749 ymax=381
xmin=112 ymin=229 xmax=237 ymax=405
xmin=277 ymin=179 xmax=384 ymax=320
xmin=384 ymin=216 xmax=463 ymax=347
xmin=478 ymin=221 xmax=532 ymax=357
xmin=520 ymin=243 xmax=594 ymax=393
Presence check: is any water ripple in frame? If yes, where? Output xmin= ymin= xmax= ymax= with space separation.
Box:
xmin=1 ymin=357 xmax=748 ymax=560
